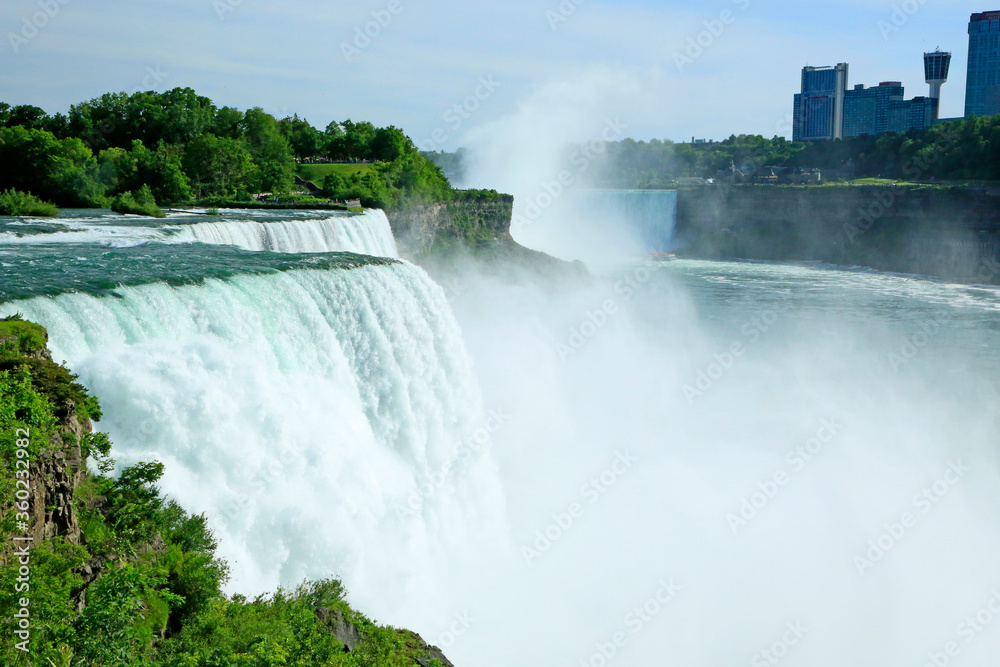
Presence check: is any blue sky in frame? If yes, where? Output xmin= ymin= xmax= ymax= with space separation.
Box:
xmin=0 ymin=0 xmax=991 ymax=148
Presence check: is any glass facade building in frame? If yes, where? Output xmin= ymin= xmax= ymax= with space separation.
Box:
xmin=794 ymin=49 xmax=947 ymax=140
xmin=966 ymin=11 xmax=1000 ymax=117
xmin=887 ymin=97 xmax=935 ymax=133
xmin=925 ymin=50 xmax=953 ymax=82
xmin=842 ymin=82 xmax=904 ymax=137
xmin=793 ymin=64 xmax=848 ymax=141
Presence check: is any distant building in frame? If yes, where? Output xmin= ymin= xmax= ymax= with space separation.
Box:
xmin=793 ymin=63 xmax=848 ymax=141
xmin=843 ymin=82 xmax=904 ymax=137
xmin=887 ymin=96 xmax=936 ymax=133
xmin=797 ymin=56 xmax=943 ymax=140
xmin=924 ymin=49 xmax=952 ymax=121
xmin=965 ymin=11 xmax=1000 ymax=117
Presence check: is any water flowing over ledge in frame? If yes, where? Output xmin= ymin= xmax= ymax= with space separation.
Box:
xmin=0 ymin=209 xmax=399 ymax=258
xmin=0 ymin=261 xmax=506 ymax=614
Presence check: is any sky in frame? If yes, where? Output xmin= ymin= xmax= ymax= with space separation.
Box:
xmin=0 ymin=0 xmax=992 ymax=149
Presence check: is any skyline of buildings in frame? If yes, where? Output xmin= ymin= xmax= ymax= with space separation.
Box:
xmin=793 ymin=10 xmax=997 ymax=142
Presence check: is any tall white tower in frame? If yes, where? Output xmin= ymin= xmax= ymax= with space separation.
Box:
xmin=924 ymin=49 xmax=952 ymax=121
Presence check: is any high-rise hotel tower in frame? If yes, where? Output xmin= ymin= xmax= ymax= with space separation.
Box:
xmin=966 ymin=11 xmax=1000 ymax=117
xmin=792 ymin=64 xmax=849 ymax=141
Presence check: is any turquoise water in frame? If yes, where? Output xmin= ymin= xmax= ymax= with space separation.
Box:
xmin=0 ymin=243 xmax=394 ymax=301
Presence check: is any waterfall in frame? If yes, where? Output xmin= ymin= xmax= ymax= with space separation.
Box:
xmin=0 ymin=209 xmax=399 ymax=258
xmin=0 ymin=261 xmax=503 ymax=623
xmin=571 ymin=189 xmax=678 ymax=252
xmin=511 ymin=189 xmax=677 ymax=266
xmin=172 ymin=210 xmax=399 ymax=257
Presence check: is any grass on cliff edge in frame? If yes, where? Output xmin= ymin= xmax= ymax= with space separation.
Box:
xmin=0 ymin=316 xmax=47 ymax=356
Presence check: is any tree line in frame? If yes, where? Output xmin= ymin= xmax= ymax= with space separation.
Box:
xmin=0 ymin=88 xmax=452 ymax=210
xmin=425 ymin=115 xmax=1000 ymax=189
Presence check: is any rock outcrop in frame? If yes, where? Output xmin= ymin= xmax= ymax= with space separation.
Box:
xmin=388 ymin=191 xmax=515 ymax=258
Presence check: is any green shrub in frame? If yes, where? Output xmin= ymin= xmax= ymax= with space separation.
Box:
xmin=111 ymin=184 xmax=166 ymax=218
xmin=0 ymin=188 xmax=59 ymax=217
xmin=0 ymin=317 xmax=48 ymax=355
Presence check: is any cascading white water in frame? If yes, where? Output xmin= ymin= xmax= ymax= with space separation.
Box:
xmin=0 ymin=261 xmax=503 ymax=630
xmin=171 ymin=210 xmax=399 ymax=257
xmin=0 ymin=209 xmax=398 ymax=258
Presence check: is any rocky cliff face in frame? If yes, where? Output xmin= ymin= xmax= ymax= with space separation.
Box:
xmin=0 ymin=323 xmax=86 ymax=551
xmin=387 ymin=192 xmax=514 ymax=258
xmin=675 ymin=185 xmax=1000 ymax=284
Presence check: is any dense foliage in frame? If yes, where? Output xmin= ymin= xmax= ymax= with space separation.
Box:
xmin=425 ymin=115 xmax=1000 ymax=188
xmin=0 ymin=189 xmax=58 ymax=217
xmin=0 ymin=92 xmax=452 ymax=212
xmin=110 ymin=185 xmax=166 ymax=218
xmin=0 ymin=316 xmax=447 ymax=666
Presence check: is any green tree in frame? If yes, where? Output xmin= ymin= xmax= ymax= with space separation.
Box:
xmin=212 ymin=106 xmax=244 ymax=139
xmin=369 ymin=126 xmax=412 ymax=162
xmin=0 ymin=126 xmax=107 ymax=206
xmin=182 ymin=134 xmax=255 ymax=198
xmin=279 ymin=114 xmax=324 ymax=159
xmin=242 ymin=108 xmax=295 ymax=193
xmin=6 ymin=104 xmax=49 ymax=130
